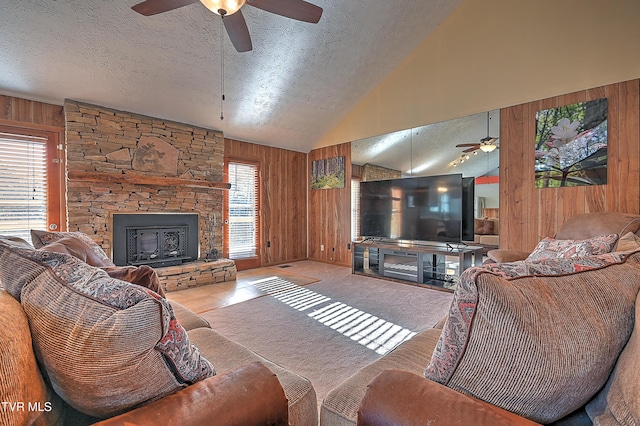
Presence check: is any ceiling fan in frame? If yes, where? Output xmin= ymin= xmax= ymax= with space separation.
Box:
xmin=456 ymin=111 xmax=499 ymax=153
xmin=131 ymin=0 xmax=323 ymax=52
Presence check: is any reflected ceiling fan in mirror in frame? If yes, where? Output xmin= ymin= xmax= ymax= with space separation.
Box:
xmin=456 ymin=111 xmax=499 ymax=154
xmin=131 ymin=0 xmax=323 ymax=52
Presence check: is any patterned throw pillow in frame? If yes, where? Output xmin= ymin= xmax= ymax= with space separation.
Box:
xmin=0 ymin=239 xmax=214 ymax=418
xmin=525 ymin=233 xmax=618 ymax=262
xmin=424 ymin=251 xmax=640 ymax=424
xmin=30 ymin=229 xmax=115 ymax=267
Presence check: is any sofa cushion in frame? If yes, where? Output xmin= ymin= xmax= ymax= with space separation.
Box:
xmin=168 ymin=299 xmax=212 ymax=331
xmin=0 ymin=239 xmax=215 ymax=418
xmin=615 ymin=231 xmax=640 ymax=252
xmin=30 ymin=229 xmax=115 ymax=267
xmin=37 ymin=234 xmax=114 ymax=268
xmin=0 ymin=237 xmax=48 ymax=300
xmin=525 ymin=233 xmax=618 ymax=262
xmin=321 ymin=327 xmax=444 ymax=426
xmin=36 ymin=236 xmax=166 ymax=297
xmin=0 ymin=235 xmax=34 ymax=249
xmin=474 ymin=219 xmax=494 ymax=235
xmin=0 ymin=289 xmax=65 ymax=426
xmin=585 ymin=289 xmax=640 ymax=424
xmin=424 ymin=251 xmax=640 ymax=424
xmin=189 ymin=327 xmax=318 ymax=426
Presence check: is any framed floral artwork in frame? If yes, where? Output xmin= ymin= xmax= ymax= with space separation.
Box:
xmin=311 ymin=156 xmax=346 ymax=189
xmin=534 ymin=98 xmax=608 ymax=187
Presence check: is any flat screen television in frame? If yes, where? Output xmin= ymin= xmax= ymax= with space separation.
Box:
xmin=359 ymin=174 xmax=468 ymax=243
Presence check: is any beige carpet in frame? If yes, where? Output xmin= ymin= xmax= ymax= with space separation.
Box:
xmin=200 ymin=261 xmax=453 ymax=411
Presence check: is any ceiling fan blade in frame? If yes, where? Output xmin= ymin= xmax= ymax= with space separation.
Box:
xmin=247 ymin=0 xmax=323 ymax=23
xmin=223 ymin=9 xmax=252 ymax=52
xmin=456 ymin=143 xmax=479 ymax=147
xmin=132 ymin=0 xmax=199 ymax=16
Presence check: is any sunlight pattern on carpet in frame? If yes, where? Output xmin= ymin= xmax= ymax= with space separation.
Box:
xmin=250 ymin=276 xmax=417 ymax=355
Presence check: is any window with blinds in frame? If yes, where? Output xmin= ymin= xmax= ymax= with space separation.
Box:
xmin=227 ymin=161 xmax=259 ymax=259
xmin=0 ymin=131 xmax=49 ymax=242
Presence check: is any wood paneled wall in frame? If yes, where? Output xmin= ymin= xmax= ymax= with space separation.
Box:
xmin=499 ymin=78 xmax=640 ymax=251
xmin=225 ymin=139 xmax=307 ymax=266
xmin=307 ymin=143 xmax=352 ymax=266
xmin=0 ymin=95 xmax=64 ymax=128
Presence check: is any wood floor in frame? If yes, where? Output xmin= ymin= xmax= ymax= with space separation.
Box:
xmin=166 ymin=265 xmax=318 ymax=315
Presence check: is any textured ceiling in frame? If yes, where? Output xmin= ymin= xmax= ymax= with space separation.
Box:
xmin=0 ymin=0 xmax=462 ymax=152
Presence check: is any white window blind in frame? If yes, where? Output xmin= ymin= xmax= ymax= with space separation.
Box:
xmin=0 ymin=132 xmax=48 ymax=242
xmin=227 ymin=162 xmax=258 ymax=259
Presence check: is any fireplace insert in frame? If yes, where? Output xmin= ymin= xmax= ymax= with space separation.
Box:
xmin=112 ymin=213 xmax=199 ymax=267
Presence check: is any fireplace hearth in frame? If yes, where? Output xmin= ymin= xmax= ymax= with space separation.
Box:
xmin=112 ymin=213 xmax=199 ymax=268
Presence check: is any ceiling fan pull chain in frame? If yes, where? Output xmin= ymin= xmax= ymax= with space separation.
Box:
xmin=220 ymin=16 xmax=225 ymax=121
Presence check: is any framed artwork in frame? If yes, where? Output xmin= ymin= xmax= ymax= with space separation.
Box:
xmin=311 ymin=156 xmax=345 ymax=189
xmin=535 ymin=98 xmax=608 ymax=187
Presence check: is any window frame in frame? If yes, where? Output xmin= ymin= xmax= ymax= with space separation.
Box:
xmin=0 ymin=123 xmax=66 ymax=239
xmin=224 ymin=158 xmax=261 ymax=270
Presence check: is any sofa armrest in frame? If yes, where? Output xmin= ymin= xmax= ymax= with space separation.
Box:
xmin=93 ymin=361 xmax=288 ymax=426
xmin=487 ymin=248 xmax=531 ymax=263
xmin=357 ymin=369 xmax=540 ymax=426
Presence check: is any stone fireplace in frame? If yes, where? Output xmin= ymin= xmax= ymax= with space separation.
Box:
xmin=64 ymin=100 xmax=236 ymax=291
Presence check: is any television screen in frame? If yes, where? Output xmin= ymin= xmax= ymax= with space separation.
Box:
xmin=359 ymin=174 xmax=464 ymax=243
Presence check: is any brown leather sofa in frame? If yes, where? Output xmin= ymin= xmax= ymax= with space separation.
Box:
xmin=0 ymin=234 xmax=318 ymax=426
xmin=322 ymin=212 xmax=640 ymax=425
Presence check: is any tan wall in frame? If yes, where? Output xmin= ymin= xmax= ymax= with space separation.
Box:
xmin=500 ymin=79 xmax=640 ymax=252
xmin=225 ymin=139 xmax=308 ymax=266
xmin=64 ymin=100 xmax=225 ymax=258
xmin=318 ymin=0 xmax=640 ymax=147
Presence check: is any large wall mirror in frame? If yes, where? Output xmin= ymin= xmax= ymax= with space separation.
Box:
xmin=351 ymin=110 xmax=500 ymax=246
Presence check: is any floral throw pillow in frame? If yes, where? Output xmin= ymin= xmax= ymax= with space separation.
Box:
xmin=525 ymin=234 xmax=618 ymax=262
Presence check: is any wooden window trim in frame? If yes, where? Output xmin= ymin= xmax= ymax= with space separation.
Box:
xmin=224 ymin=157 xmax=261 ymax=270
xmin=0 ymin=123 xmax=66 ymax=232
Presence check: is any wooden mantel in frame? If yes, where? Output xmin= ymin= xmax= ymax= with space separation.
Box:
xmin=68 ymin=170 xmax=231 ymax=190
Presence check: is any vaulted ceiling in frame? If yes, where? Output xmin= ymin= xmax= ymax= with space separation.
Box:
xmin=0 ymin=0 xmax=462 ymax=152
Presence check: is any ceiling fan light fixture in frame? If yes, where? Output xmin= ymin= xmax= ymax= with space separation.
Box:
xmin=480 ymin=143 xmax=497 ymax=153
xmin=200 ymin=0 xmax=246 ymax=15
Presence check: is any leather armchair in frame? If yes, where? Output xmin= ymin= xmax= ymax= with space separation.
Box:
xmin=487 ymin=212 xmax=640 ymax=263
